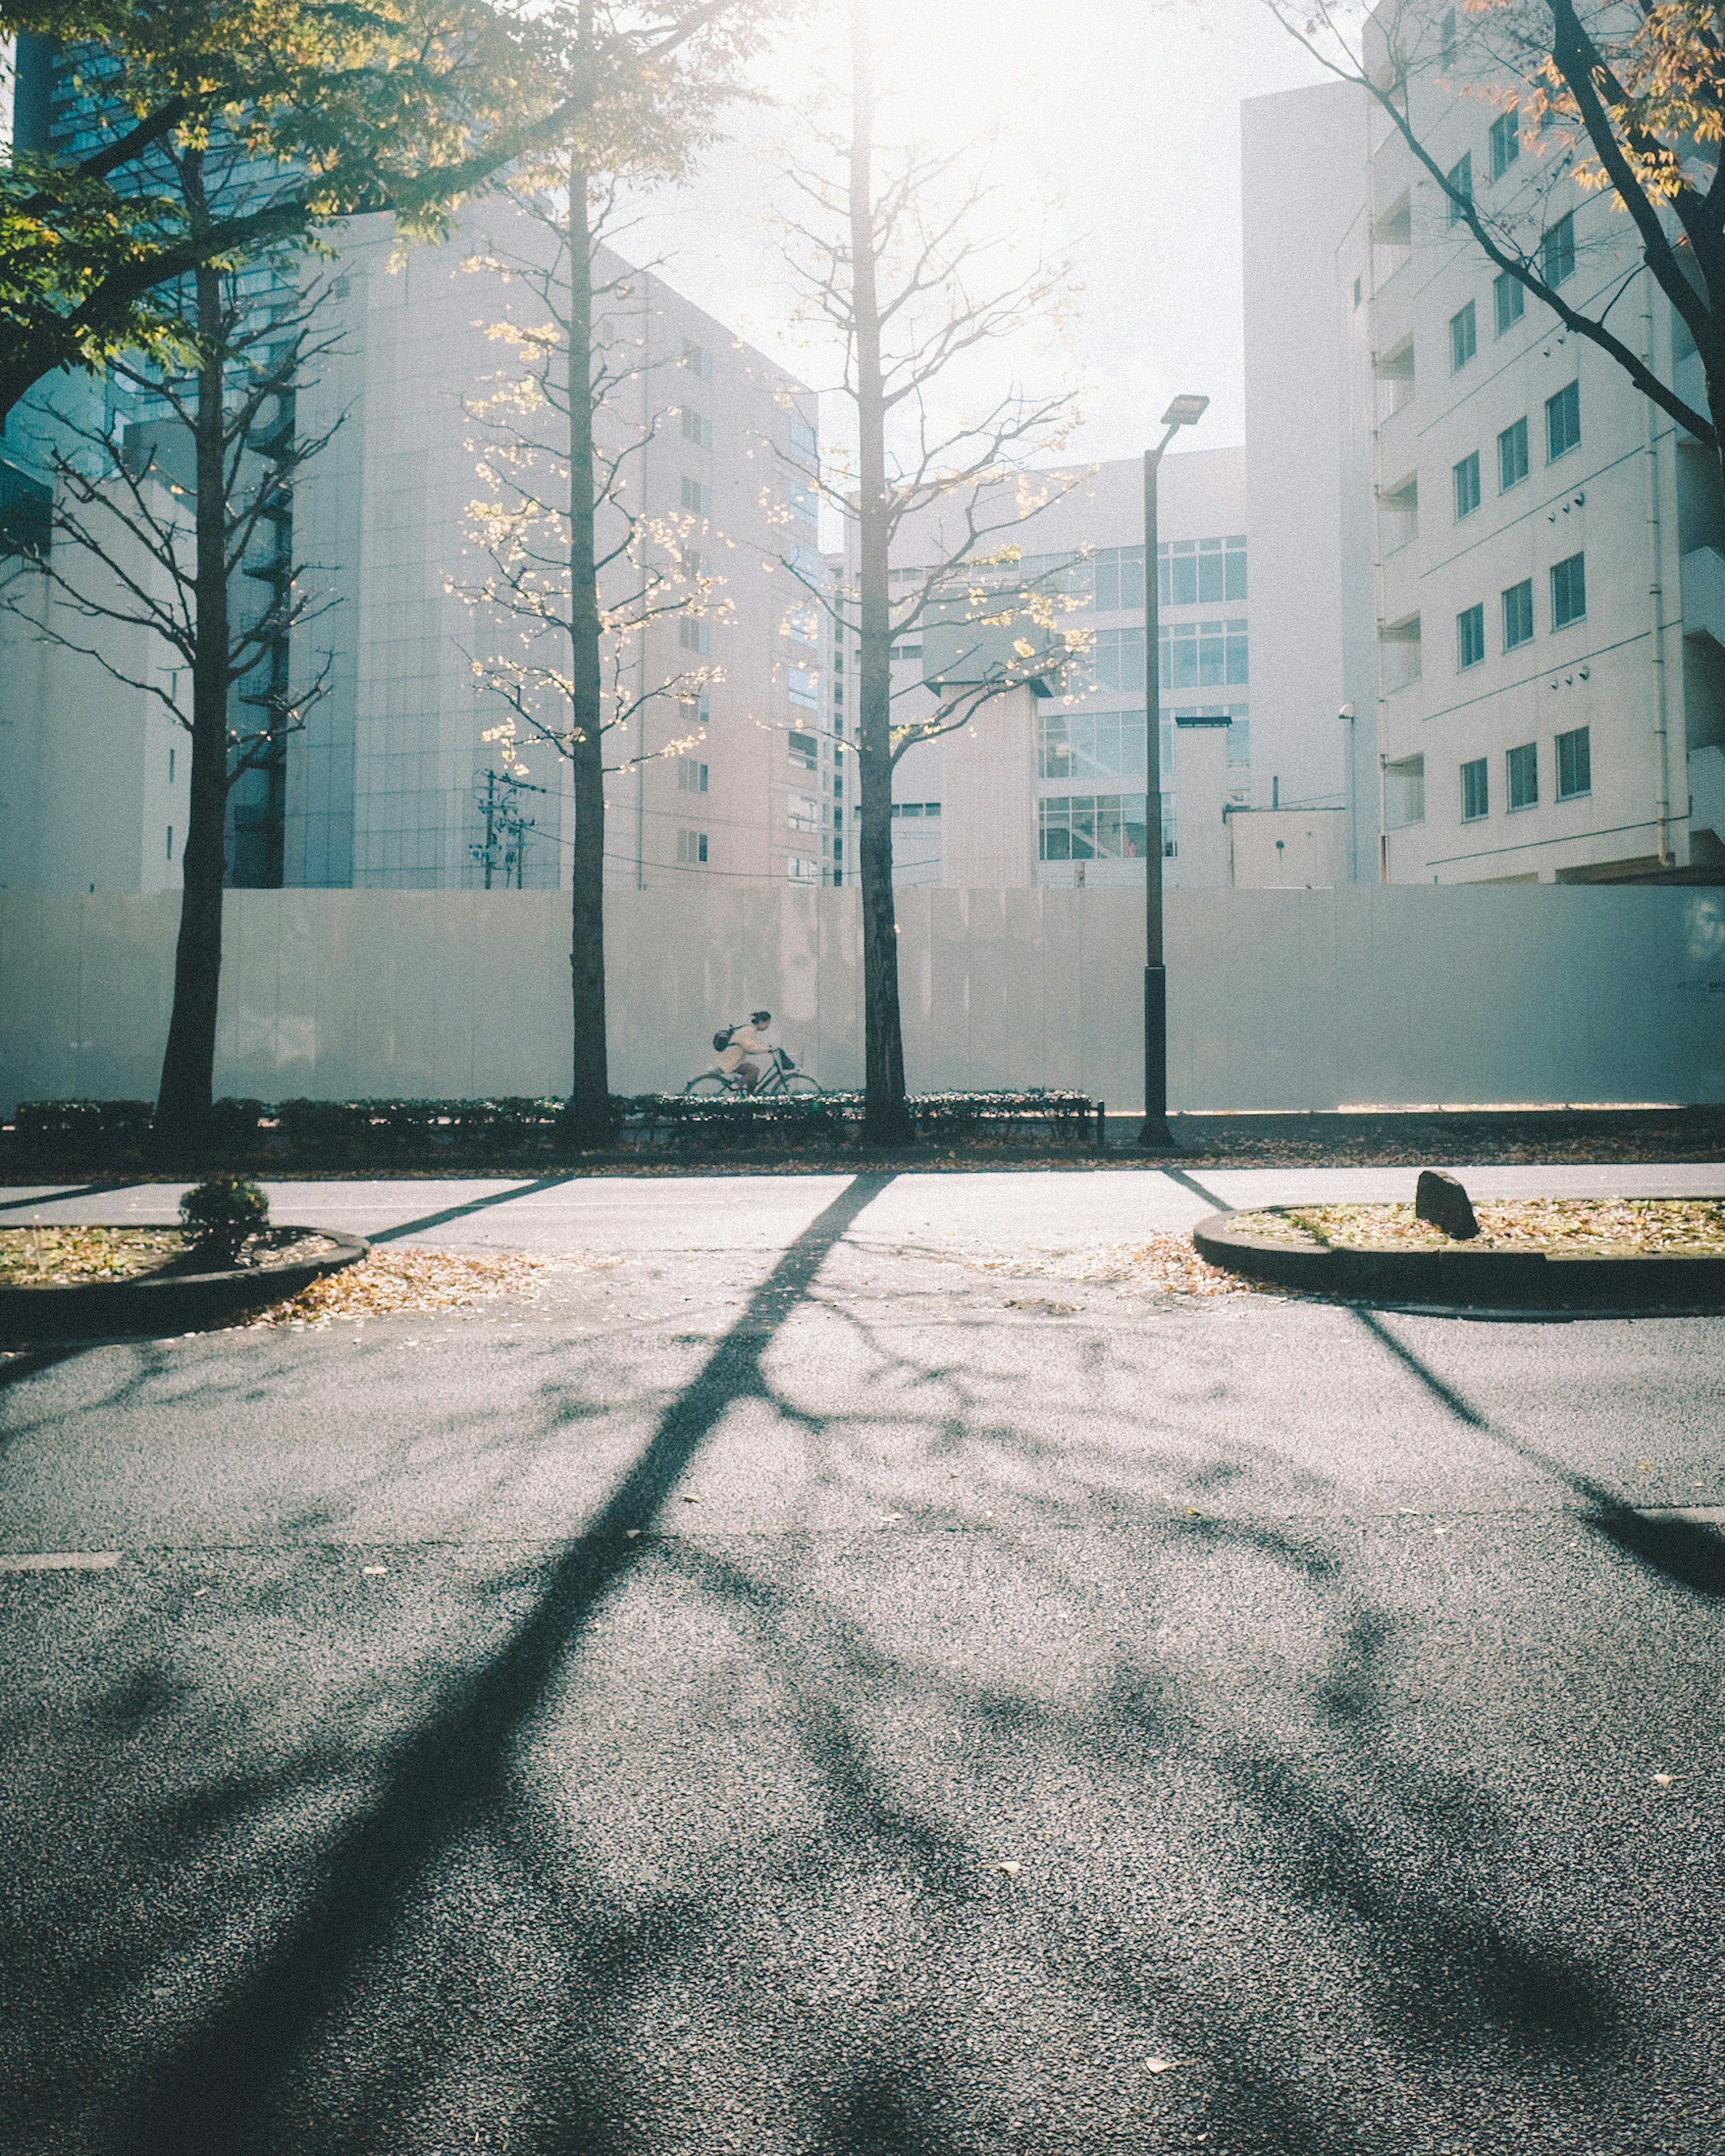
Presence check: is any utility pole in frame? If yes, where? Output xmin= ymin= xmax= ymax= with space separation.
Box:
xmin=1138 ymin=393 xmax=1208 ymax=1152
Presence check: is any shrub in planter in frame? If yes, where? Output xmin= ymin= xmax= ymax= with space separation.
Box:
xmin=179 ymin=1176 xmax=271 ymax=1266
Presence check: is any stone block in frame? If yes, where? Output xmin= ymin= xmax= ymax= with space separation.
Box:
xmin=1415 ymin=1167 xmax=1479 ymax=1241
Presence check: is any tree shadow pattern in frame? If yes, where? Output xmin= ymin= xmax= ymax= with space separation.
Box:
xmin=2 ymin=1180 xmax=1722 ymax=2156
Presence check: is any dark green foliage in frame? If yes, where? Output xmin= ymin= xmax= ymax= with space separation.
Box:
xmin=16 ymin=1099 xmax=154 ymax=1150
xmin=178 ymin=1174 xmax=270 ymax=1263
xmin=6 ymin=1090 xmax=1100 ymax=1164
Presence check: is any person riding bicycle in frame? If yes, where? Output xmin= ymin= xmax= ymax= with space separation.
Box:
xmin=714 ymin=1010 xmax=774 ymax=1093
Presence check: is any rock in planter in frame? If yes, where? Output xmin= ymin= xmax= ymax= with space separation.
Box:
xmin=1415 ymin=1168 xmax=1479 ymax=1241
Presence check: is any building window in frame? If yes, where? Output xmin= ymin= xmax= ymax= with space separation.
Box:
xmin=166 ymin=824 xmax=173 ymax=860
xmin=1159 ymin=618 xmax=1247 ymax=690
xmin=890 ymin=800 xmax=942 ymax=819
xmin=1461 ymin=756 xmax=1489 ymax=821
xmin=1093 ymin=624 xmax=1147 ymax=693
xmin=1038 ymin=794 xmax=1151 ymax=862
xmin=1449 ymin=300 xmax=1477 ymax=372
xmin=790 ymin=413 xmax=818 ymax=464
xmin=676 ymin=828 xmax=708 ymax=865
xmin=1551 ymin=550 xmax=1586 ymax=627
xmin=1535 ymin=211 xmax=1578 ymax=287
xmin=787 ymin=666 xmax=820 ymax=708
xmin=787 ymin=730 xmax=818 ymax=770
xmin=1542 ymin=212 xmax=1575 ymax=287
xmin=1446 ymin=152 xmax=1472 ymax=225
xmin=791 ymin=486 xmax=818 ymax=527
xmin=1353 ymin=274 xmax=1363 ymax=308
xmin=1092 ymin=543 xmax=1146 ymax=609
xmin=1453 ymin=450 xmax=1481 ymax=520
xmin=1038 ymin=709 xmax=1148 ymax=781
xmin=1498 ymin=415 xmax=1530 ymax=491
xmin=1546 ymin=379 xmax=1580 ymax=460
xmin=677 ymin=756 xmax=708 ymax=793
xmin=681 ymin=340 xmax=713 ymax=381
xmin=786 ymin=855 xmax=819 ymax=883
xmin=1494 ymin=270 xmax=1524 ymax=336
xmin=1502 ymin=578 xmax=1534 ymax=650
xmin=790 ymin=792 xmax=820 ymax=831
xmin=1556 ymin=724 xmax=1591 ymax=799
xmin=1456 ymin=603 xmax=1486 ymax=670
xmin=680 ymin=408 xmax=712 ymax=449
xmin=1156 ymin=535 xmax=1246 ymax=607
xmin=678 ymin=616 xmax=709 ymax=653
xmin=1506 ymin=739 xmax=1539 ymax=810
xmin=1226 ymin=714 xmax=1251 ymax=767
xmin=680 ymin=475 xmax=711 ymax=517
xmin=1490 ymin=106 xmax=1520 ymax=181
xmin=1384 ymin=755 xmax=1425 ymax=828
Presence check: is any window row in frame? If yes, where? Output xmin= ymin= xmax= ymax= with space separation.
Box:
xmin=1460 ymin=726 xmax=1590 ymax=822
xmin=1155 ymin=535 xmax=1247 ymax=608
xmin=1036 ymin=706 xmax=1249 ymax=782
xmin=1455 ymin=551 xmax=1585 ymax=669
xmin=1452 ymin=384 xmax=1579 ymax=520
xmin=1448 ymin=213 xmax=1573 ymax=372
xmin=1160 ymin=618 xmax=1248 ymax=691
xmin=1039 ymin=793 xmax=1163 ymax=862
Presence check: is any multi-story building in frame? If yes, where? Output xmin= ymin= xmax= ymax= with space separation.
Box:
xmin=1240 ymin=20 xmax=1725 ymax=886
xmin=0 ymin=170 xmax=822 ymax=894
xmin=286 ymin=207 xmax=821 ymax=894
xmin=842 ymin=447 xmax=1263 ymax=888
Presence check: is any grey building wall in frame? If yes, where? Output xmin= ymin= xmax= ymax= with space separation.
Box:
xmin=1241 ymin=78 xmax=1377 ymax=877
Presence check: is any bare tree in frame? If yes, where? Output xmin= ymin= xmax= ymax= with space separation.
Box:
xmin=771 ymin=0 xmax=1084 ymax=1142
xmin=458 ymin=186 xmax=734 ymax=1121
xmin=2 ymin=146 xmax=341 ymax=1145
xmin=453 ymin=0 xmax=787 ymax=1148
xmin=1269 ymin=0 xmax=1725 ymax=488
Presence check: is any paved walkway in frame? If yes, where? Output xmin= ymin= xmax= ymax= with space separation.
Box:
xmin=6 ymin=1159 xmax=1725 ymax=1255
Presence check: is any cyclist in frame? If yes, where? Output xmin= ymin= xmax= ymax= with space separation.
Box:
xmin=714 ymin=1010 xmax=774 ymax=1093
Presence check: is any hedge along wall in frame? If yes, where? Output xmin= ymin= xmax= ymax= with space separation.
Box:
xmin=2 ymin=883 xmax=1723 ymax=1116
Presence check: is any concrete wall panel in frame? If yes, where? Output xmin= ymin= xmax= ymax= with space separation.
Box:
xmin=2 ymin=886 xmax=1721 ymax=1113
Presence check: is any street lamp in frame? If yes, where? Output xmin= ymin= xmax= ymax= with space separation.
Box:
xmin=1139 ymin=392 xmax=1208 ymax=1150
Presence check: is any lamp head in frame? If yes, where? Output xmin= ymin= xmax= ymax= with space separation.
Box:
xmin=1339 ymin=703 xmax=1355 ymax=719
xmin=1161 ymin=393 xmax=1210 ymax=428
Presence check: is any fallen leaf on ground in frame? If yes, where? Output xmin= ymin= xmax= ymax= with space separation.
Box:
xmin=971 ymin=1235 xmax=1264 ymax=1299
xmin=362 ymin=1565 xmax=387 ymax=1577
xmin=1653 ymin=1773 xmax=1675 ymax=1786
xmin=1145 ymin=2058 xmax=1189 ymax=2075
xmin=986 ymin=1861 xmax=1021 ymax=1877
xmin=680 ymin=1494 xmax=702 ymax=1504
xmin=249 ymin=1246 xmax=615 ymax=1327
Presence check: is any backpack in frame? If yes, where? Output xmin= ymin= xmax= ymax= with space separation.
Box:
xmin=712 ymin=1028 xmax=734 ymax=1053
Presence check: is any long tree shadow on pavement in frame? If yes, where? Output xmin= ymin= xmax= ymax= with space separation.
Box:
xmin=1355 ymin=1308 xmax=1725 ymax=1596
xmin=109 ymin=1171 xmax=899 ymax=2156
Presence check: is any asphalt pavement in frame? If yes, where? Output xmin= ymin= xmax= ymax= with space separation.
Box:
xmin=3 ymin=1167 xmax=1723 ymax=2155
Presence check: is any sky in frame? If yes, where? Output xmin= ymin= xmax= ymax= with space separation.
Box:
xmin=619 ymin=0 xmax=1335 ymax=470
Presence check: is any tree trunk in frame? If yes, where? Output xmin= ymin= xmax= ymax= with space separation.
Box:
xmin=154 ymin=198 xmax=230 ymax=1149
xmin=563 ymin=151 xmax=613 ymax=1146
xmin=849 ymin=0 xmax=910 ymax=1143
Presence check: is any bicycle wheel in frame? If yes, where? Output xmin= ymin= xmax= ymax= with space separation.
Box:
xmin=780 ymin=1074 xmax=823 ymax=1099
xmin=682 ymin=1073 xmax=731 ymax=1098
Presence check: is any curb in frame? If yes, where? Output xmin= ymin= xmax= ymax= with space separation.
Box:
xmin=1191 ymin=1210 xmax=1725 ymax=1314
xmin=0 ymin=1229 xmax=369 ymax=1343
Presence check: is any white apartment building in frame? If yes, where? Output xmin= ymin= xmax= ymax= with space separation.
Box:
xmin=1243 ymin=21 xmax=1725 ymax=887
xmin=1 ymin=199 xmax=823 ymax=897
xmin=844 ymin=447 xmax=1266 ymax=889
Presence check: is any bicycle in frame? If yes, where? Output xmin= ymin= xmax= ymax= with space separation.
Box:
xmin=682 ymin=1044 xmax=823 ymax=1100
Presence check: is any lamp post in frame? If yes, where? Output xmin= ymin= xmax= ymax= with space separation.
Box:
xmin=1138 ymin=392 xmax=1208 ymax=1150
